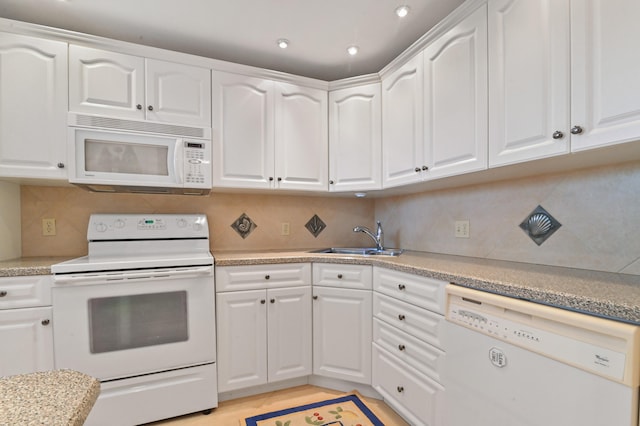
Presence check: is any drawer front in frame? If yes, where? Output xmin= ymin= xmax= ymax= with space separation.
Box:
xmin=373 ymin=292 xmax=445 ymax=349
xmin=0 ymin=276 xmax=52 ymax=309
xmin=372 ymin=344 xmax=444 ymax=426
xmin=373 ymin=267 xmax=446 ymax=314
xmin=373 ymin=317 xmax=444 ymax=383
xmin=216 ymin=263 xmax=311 ymax=292
xmin=312 ymin=263 xmax=372 ymax=289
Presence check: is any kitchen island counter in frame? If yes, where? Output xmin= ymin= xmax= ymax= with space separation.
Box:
xmin=214 ymin=250 xmax=640 ymax=325
xmin=0 ymin=369 xmax=100 ymax=426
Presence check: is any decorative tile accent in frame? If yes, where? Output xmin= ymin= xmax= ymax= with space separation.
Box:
xmin=231 ymin=213 xmax=257 ymax=239
xmin=305 ymin=214 xmax=326 ymax=238
xmin=519 ymin=205 xmax=561 ymax=246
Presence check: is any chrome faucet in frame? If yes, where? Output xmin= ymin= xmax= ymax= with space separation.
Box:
xmin=353 ymin=220 xmax=384 ymax=251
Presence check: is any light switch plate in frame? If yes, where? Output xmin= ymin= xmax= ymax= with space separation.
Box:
xmin=455 ymin=220 xmax=469 ymax=238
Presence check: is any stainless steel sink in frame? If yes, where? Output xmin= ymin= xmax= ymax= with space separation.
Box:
xmin=310 ymin=247 xmax=404 ymax=256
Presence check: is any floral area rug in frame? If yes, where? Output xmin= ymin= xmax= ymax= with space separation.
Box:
xmin=244 ymin=393 xmax=385 ymax=426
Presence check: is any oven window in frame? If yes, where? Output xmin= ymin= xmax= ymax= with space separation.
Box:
xmin=88 ymin=291 xmax=188 ymax=353
xmin=85 ymin=139 xmax=169 ymax=176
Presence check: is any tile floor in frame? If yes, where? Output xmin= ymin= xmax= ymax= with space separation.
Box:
xmin=145 ymin=384 xmax=409 ymax=426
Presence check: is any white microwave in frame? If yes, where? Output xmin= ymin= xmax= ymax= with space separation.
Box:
xmin=68 ymin=123 xmax=212 ymax=195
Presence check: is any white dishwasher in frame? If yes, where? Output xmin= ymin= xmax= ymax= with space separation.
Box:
xmin=444 ymin=284 xmax=640 ymax=426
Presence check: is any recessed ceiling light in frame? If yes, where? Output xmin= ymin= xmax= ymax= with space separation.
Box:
xmin=347 ymin=45 xmax=359 ymax=56
xmin=277 ymin=39 xmax=289 ymax=49
xmin=395 ymin=5 xmax=410 ymax=18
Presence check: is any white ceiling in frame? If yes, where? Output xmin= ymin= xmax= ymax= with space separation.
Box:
xmin=0 ymin=0 xmax=465 ymax=81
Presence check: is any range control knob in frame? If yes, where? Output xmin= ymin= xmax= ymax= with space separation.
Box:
xmin=95 ymin=222 xmax=107 ymax=232
xmin=114 ymin=219 xmax=126 ymax=229
xmin=177 ymin=218 xmax=188 ymax=228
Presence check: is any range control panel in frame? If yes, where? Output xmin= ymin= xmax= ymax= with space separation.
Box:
xmin=447 ymin=294 xmax=628 ymax=382
xmin=88 ymin=214 xmax=208 ymax=240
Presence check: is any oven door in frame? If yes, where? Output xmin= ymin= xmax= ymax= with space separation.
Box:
xmin=52 ymin=266 xmax=215 ymax=381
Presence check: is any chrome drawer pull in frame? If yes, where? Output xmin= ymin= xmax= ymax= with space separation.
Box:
xmin=398 ymin=344 xmax=406 ymax=351
xmin=0 ymin=291 xmax=7 ymax=297
xmin=397 ymin=386 xmax=404 ymax=393
xmin=398 ymin=314 xmax=406 ymax=321
xmin=398 ymin=284 xmax=406 ymax=290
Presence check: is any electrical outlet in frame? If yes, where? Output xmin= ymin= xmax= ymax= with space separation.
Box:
xmin=281 ymin=222 xmax=290 ymax=236
xmin=455 ymin=220 xmax=469 ymax=238
xmin=42 ymin=218 xmax=56 ymax=236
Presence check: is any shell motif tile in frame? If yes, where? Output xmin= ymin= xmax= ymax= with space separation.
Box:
xmin=519 ymin=205 xmax=561 ymax=246
xmin=231 ymin=213 xmax=257 ymax=239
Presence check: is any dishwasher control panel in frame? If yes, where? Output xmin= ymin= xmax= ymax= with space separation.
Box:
xmin=447 ymin=289 xmax=630 ymax=383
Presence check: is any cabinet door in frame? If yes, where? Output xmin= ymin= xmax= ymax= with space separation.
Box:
xmin=274 ymin=82 xmax=328 ymax=191
xmin=267 ymin=286 xmax=312 ymax=382
xmin=69 ymin=45 xmax=145 ymax=120
xmin=212 ymin=71 xmax=275 ymax=189
xmin=146 ymin=59 xmax=211 ymax=127
xmin=216 ymin=290 xmax=267 ymax=392
xmin=312 ymin=286 xmax=372 ymax=384
xmin=328 ymin=83 xmax=382 ymax=192
xmin=571 ymin=0 xmax=640 ymax=151
xmin=488 ymin=0 xmax=570 ymax=167
xmin=0 ymin=307 xmax=53 ymax=377
xmin=382 ymin=54 xmax=424 ymax=188
xmin=423 ymin=5 xmax=488 ymax=179
xmin=0 ymin=33 xmax=67 ymax=179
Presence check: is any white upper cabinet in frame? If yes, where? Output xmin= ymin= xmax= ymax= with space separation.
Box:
xmin=328 ymin=83 xmax=382 ymax=192
xmin=382 ymin=54 xmax=425 ymax=188
xmin=212 ymin=71 xmax=274 ymax=189
xmin=423 ymin=4 xmax=488 ymax=179
xmin=0 ymin=33 xmax=68 ymax=180
xmin=570 ymin=0 xmax=640 ymax=151
xmin=69 ymin=45 xmax=211 ymax=127
xmin=212 ymin=73 xmax=328 ymax=191
xmin=274 ymin=82 xmax=328 ymax=192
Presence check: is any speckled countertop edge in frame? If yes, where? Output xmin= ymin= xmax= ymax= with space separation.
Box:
xmin=0 ymin=369 xmax=100 ymax=426
xmin=213 ymin=250 xmax=640 ymax=325
xmin=0 ymin=257 xmax=72 ymax=277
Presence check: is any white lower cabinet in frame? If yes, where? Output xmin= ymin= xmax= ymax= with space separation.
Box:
xmin=372 ymin=267 xmax=447 ymax=426
xmin=0 ymin=276 xmax=54 ymax=377
xmin=215 ymin=264 xmax=312 ymax=393
xmin=312 ymin=263 xmax=372 ymax=385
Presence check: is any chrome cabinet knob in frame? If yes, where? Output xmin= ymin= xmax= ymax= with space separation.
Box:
xmin=57 ymin=162 xmax=65 ymax=169
xmin=148 ymin=105 xmax=154 ymax=111
xmin=337 ymin=274 xmax=343 ymax=279
xmin=269 ymin=177 xmax=274 ymax=181
xmin=571 ymin=125 xmax=583 ymax=135
xmin=398 ymin=284 xmax=406 ymax=290
xmin=270 ymin=298 xmax=275 ymax=304
xmin=260 ymin=299 xmax=266 ymax=304
xmin=422 ymin=165 xmax=428 ymax=171
xmin=414 ymin=167 xmax=421 ymax=173
xmin=329 ymin=180 xmax=334 ymax=185
xmin=277 ymin=177 xmax=282 ymax=182
xmin=136 ymin=104 xmax=143 ymax=110
xmin=397 ymin=386 xmax=404 ymax=393
xmin=313 ymin=295 xmax=318 ymax=300
xmin=552 ymin=131 xmax=564 ymax=139
xmin=398 ymin=344 xmax=406 ymax=351
xmin=265 ymin=275 xmax=270 ymax=280
xmin=0 ymin=291 xmax=7 ymax=297
xmin=398 ymin=314 xmax=406 ymax=321
xmin=41 ymin=319 xmax=50 ymax=326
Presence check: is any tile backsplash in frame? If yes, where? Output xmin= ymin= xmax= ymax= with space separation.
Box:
xmin=20 ymin=187 xmax=374 ymax=257
xmin=375 ymin=161 xmax=640 ymax=275
xmin=17 ymin=161 xmax=640 ymax=276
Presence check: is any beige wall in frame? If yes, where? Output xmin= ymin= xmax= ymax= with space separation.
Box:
xmin=375 ymin=161 xmax=640 ymax=275
xmin=0 ymin=181 xmax=21 ymax=260
xmin=20 ymin=186 xmax=375 ymax=257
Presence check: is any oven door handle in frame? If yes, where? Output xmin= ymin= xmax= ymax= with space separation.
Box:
xmin=53 ymin=266 xmax=213 ymax=285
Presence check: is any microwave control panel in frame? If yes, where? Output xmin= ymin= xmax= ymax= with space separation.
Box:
xmin=184 ymin=141 xmax=210 ymax=186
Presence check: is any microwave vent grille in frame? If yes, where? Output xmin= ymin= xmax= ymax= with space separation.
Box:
xmin=74 ymin=115 xmax=205 ymax=138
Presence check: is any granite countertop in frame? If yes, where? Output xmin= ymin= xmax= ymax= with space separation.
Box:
xmin=0 ymin=257 xmax=72 ymax=277
xmin=213 ymin=249 xmax=640 ymax=325
xmin=2 ymin=251 xmax=639 ymax=324
xmin=0 ymin=369 xmax=100 ymax=425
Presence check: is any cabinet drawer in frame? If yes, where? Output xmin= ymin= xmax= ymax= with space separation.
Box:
xmin=372 ymin=344 xmax=444 ymax=426
xmin=373 ymin=293 xmax=445 ymax=349
xmin=216 ymin=263 xmax=311 ymax=292
xmin=373 ymin=267 xmax=446 ymax=314
xmin=0 ymin=276 xmax=52 ymax=309
xmin=373 ymin=317 xmax=444 ymax=383
xmin=312 ymin=263 xmax=372 ymax=289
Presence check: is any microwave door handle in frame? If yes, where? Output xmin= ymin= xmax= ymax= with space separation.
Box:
xmin=174 ymin=141 xmax=184 ymax=184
